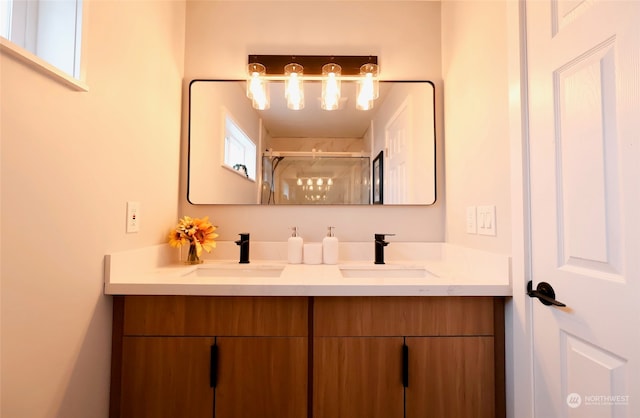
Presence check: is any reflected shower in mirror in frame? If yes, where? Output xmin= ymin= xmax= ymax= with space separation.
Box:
xmin=187 ymin=80 xmax=436 ymax=205
xmin=263 ymin=153 xmax=370 ymax=204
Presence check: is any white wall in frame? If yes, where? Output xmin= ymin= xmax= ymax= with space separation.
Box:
xmin=0 ymin=1 xmax=186 ymax=416
xmin=441 ymin=0 xmax=511 ymax=253
xmin=181 ymin=0 xmax=446 ymax=244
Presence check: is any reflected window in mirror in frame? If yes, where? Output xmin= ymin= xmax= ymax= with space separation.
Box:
xmin=223 ymin=112 xmax=257 ymax=181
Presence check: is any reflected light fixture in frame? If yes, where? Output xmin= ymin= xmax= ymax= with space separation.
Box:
xmin=246 ymin=63 xmax=269 ymax=110
xmin=246 ymin=55 xmax=379 ymax=111
xmin=284 ymin=63 xmax=304 ymax=110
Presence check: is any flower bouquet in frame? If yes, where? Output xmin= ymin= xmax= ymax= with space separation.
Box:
xmin=168 ymin=216 xmax=219 ymax=264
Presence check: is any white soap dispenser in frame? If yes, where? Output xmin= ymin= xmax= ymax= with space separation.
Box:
xmin=322 ymin=226 xmax=339 ymax=265
xmin=288 ymin=227 xmax=303 ymax=264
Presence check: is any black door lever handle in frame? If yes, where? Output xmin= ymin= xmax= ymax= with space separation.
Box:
xmin=527 ymin=281 xmax=566 ymax=307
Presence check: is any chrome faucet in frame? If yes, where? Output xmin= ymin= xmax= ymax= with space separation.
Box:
xmin=235 ymin=233 xmax=250 ymax=264
xmin=374 ymin=233 xmax=394 ymax=264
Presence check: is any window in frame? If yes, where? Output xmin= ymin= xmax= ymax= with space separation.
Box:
xmin=224 ymin=114 xmax=257 ymax=181
xmin=1 ymin=0 xmax=84 ymax=87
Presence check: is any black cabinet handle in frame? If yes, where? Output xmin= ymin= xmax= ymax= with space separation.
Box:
xmin=402 ymin=343 xmax=409 ymax=388
xmin=527 ymin=280 xmax=566 ymax=307
xmin=210 ymin=343 xmax=218 ymax=388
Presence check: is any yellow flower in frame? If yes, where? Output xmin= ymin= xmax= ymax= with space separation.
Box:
xmin=168 ymin=215 xmax=219 ymax=257
xmin=168 ymin=230 xmax=187 ymax=248
xmin=178 ymin=216 xmax=197 ymax=237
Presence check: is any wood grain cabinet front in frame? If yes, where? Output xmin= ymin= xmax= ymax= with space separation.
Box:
xmin=110 ymin=295 xmax=504 ymax=418
xmin=312 ymin=296 xmax=505 ymax=418
xmin=110 ymin=296 xmax=309 ymax=418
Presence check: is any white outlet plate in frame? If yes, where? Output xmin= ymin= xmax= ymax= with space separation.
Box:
xmin=466 ymin=206 xmax=477 ymax=234
xmin=477 ymin=205 xmax=496 ymax=236
xmin=126 ymin=201 xmax=140 ymax=233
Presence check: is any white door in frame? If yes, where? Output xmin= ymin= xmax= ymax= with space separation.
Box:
xmin=385 ymin=100 xmax=411 ymax=204
xmin=526 ymin=1 xmax=640 ymax=417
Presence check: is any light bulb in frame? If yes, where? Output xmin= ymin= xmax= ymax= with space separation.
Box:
xmin=356 ymin=63 xmax=378 ymax=110
xmin=284 ymin=63 xmax=304 ymax=110
xmin=321 ymin=63 xmax=342 ymax=111
xmin=246 ymin=63 xmax=269 ymax=110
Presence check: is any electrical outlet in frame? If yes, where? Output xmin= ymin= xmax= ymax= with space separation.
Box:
xmin=126 ymin=201 xmax=140 ymax=233
xmin=466 ymin=206 xmax=477 ymax=234
xmin=477 ymin=205 xmax=496 ymax=236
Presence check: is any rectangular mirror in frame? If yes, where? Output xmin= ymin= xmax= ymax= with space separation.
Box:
xmin=188 ymin=80 xmax=436 ymax=205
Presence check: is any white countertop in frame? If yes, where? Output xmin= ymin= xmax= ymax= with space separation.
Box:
xmin=104 ymin=242 xmax=512 ymax=297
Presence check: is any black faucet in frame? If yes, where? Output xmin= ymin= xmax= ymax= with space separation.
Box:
xmin=235 ymin=233 xmax=250 ymax=264
xmin=374 ymin=233 xmax=394 ymax=264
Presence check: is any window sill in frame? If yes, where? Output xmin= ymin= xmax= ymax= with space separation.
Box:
xmin=0 ymin=37 xmax=88 ymax=92
xmin=222 ymin=164 xmax=256 ymax=183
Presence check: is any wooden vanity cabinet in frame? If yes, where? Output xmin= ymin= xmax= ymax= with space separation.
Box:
xmin=110 ymin=296 xmax=309 ymax=418
xmin=313 ymin=296 xmax=505 ymax=418
xmin=110 ymin=295 xmax=504 ymax=418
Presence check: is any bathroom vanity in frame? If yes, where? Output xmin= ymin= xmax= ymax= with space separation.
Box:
xmin=105 ymin=243 xmax=510 ymax=418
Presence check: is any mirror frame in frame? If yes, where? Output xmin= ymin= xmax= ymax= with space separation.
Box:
xmin=187 ymin=79 xmax=437 ymax=206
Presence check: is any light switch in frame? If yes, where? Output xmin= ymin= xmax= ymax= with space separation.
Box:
xmin=477 ymin=205 xmax=496 ymax=236
xmin=466 ymin=206 xmax=477 ymax=234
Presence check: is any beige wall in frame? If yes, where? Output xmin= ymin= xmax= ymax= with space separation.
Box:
xmin=181 ymin=0 xmax=446 ymax=244
xmin=441 ymin=0 xmax=511 ymax=253
xmin=0 ymin=1 xmax=186 ymax=416
xmin=0 ymin=1 xmax=514 ymax=416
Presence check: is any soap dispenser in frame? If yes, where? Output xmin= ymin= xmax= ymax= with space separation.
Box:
xmin=322 ymin=226 xmax=338 ymax=265
xmin=288 ymin=227 xmax=303 ymax=264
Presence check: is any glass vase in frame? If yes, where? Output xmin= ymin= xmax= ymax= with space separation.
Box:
xmin=182 ymin=242 xmax=203 ymax=265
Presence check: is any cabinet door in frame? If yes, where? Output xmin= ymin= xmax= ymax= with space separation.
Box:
xmin=313 ymin=337 xmax=404 ymax=418
xmin=120 ymin=336 xmax=215 ymax=418
xmin=215 ymin=337 xmax=307 ymax=418
xmin=405 ymin=337 xmax=495 ymax=418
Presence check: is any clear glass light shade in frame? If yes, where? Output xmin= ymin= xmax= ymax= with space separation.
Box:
xmin=246 ymin=63 xmax=270 ymax=110
xmin=284 ymin=63 xmax=304 ymax=110
xmin=356 ymin=63 xmax=379 ymax=111
xmin=321 ymin=63 xmax=342 ymax=110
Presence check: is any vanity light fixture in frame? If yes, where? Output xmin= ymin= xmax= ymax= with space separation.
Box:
xmin=246 ymin=55 xmax=379 ymax=111
xmin=284 ymin=63 xmax=304 ymax=110
xmin=246 ymin=63 xmax=269 ymax=110
xmin=356 ymin=63 xmax=379 ymax=110
xmin=321 ymin=63 xmax=341 ymax=110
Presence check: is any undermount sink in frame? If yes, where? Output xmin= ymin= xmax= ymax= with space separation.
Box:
xmin=339 ymin=265 xmax=431 ymax=279
xmin=183 ymin=265 xmax=284 ymax=278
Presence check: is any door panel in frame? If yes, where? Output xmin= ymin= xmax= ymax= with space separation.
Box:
xmin=120 ymin=337 xmax=215 ymax=418
xmin=526 ymin=0 xmax=639 ymax=417
xmin=405 ymin=337 xmax=495 ymax=418
xmin=215 ymin=337 xmax=307 ymax=418
xmin=385 ymin=100 xmax=410 ymax=204
xmin=554 ymin=38 xmax=622 ymax=278
xmin=313 ymin=337 xmax=404 ymax=418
